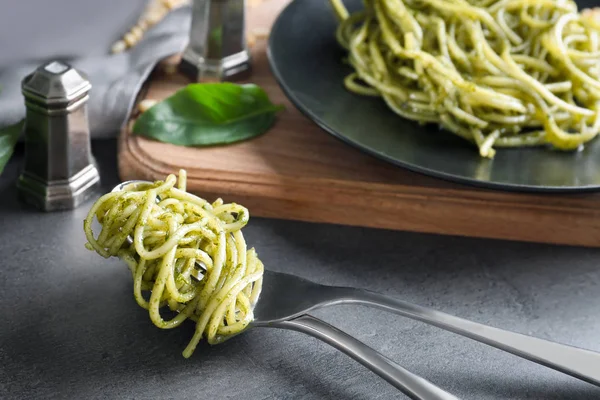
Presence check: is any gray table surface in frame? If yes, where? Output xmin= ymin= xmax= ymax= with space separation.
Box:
xmin=1 ymin=140 xmax=600 ymax=400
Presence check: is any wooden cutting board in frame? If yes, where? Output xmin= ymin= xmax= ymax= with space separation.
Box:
xmin=118 ymin=0 xmax=600 ymax=248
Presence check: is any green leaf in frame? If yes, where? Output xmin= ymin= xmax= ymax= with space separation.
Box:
xmin=0 ymin=120 xmax=23 ymax=175
xmin=132 ymin=83 xmax=284 ymax=146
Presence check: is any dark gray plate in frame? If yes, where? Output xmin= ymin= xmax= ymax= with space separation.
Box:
xmin=267 ymin=0 xmax=600 ymax=192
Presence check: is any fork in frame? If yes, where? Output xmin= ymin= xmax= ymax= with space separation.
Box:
xmin=114 ymin=181 xmax=600 ymax=396
xmin=253 ymin=269 xmax=600 ymax=389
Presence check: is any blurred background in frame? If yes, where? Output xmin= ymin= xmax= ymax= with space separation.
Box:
xmin=0 ymin=0 xmax=147 ymax=66
xmin=0 ymin=0 xmax=190 ymax=137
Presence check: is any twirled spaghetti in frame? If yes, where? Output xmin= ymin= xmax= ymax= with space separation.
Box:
xmin=84 ymin=170 xmax=263 ymax=358
xmin=329 ymin=0 xmax=600 ymax=157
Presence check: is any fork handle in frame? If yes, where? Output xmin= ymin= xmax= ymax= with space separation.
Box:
xmin=344 ymin=289 xmax=600 ymax=386
xmin=273 ymin=314 xmax=460 ymax=400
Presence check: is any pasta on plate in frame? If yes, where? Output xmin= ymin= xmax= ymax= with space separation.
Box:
xmin=330 ymin=0 xmax=600 ymax=158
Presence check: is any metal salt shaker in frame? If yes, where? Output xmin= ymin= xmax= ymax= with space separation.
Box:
xmin=179 ymin=0 xmax=251 ymax=81
xmin=17 ymin=61 xmax=100 ymax=211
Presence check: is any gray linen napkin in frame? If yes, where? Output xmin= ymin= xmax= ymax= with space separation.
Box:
xmin=0 ymin=1 xmax=191 ymax=138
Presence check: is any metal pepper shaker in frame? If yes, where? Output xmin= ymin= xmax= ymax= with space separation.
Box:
xmin=17 ymin=61 xmax=100 ymax=211
xmin=179 ymin=0 xmax=251 ymax=81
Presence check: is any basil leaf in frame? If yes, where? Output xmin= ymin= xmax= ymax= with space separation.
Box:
xmin=0 ymin=120 xmax=23 ymax=175
xmin=133 ymin=83 xmax=284 ymax=146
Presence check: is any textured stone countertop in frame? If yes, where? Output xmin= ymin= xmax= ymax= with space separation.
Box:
xmin=1 ymin=140 xmax=600 ymax=399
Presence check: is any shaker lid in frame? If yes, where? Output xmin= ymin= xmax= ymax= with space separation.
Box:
xmin=21 ymin=61 xmax=91 ymax=106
